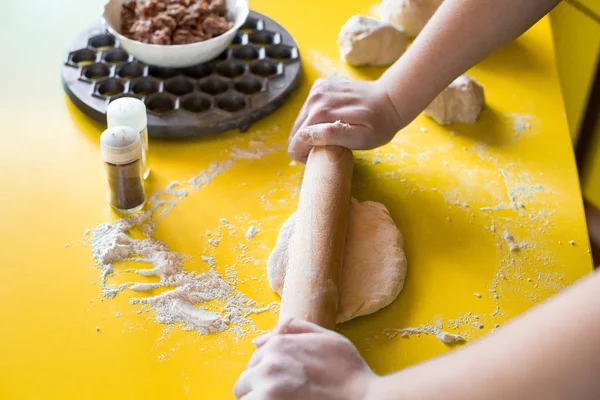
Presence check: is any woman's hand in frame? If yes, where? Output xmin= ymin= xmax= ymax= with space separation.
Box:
xmin=288 ymin=78 xmax=404 ymax=163
xmin=234 ymin=318 xmax=378 ymax=399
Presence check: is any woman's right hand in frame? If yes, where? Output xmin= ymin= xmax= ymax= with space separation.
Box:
xmin=287 ymin=78 xmax=405 ymax=163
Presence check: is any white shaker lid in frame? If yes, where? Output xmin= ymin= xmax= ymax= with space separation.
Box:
xmin=100 ymin=126 xmax=142 ymax=165
xmin=106 ymin=97 xmax=148 ymax=133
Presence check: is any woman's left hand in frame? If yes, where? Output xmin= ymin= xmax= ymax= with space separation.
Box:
xmin=234 ymin=318 xmax=378 ymax=399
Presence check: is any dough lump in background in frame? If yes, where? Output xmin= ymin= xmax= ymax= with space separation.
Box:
xmin=268 ymin=199 xmax=407 ymax=323
xmin=338 ymin=15 xmax=407 ymax=66
xmin=381 ymin=0 xmax=444 ymax=38
xmin=424 ymin=75 xmax=485 ymax=124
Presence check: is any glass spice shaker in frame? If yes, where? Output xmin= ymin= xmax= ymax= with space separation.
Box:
xmin=100 ymin=126 xmax=146 ymax=213
xmin=107 ymin=97 xmax=150 ymax=179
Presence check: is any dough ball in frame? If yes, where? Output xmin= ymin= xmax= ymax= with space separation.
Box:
xmin=424 ymin=75 xmax=485 ymax=124
xmin=381 ymin=0 xmax=443 ymax=37
xmin=267 ymin=199 xmax=407 ymax=324
xmin=338 ymin=15 xmax=407 ymax=66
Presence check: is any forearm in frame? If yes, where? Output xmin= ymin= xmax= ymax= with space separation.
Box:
xmin=379 ymin=0 xmax=561 ymax=123
xmin=366 ymin=270 xmax=600 ymax=400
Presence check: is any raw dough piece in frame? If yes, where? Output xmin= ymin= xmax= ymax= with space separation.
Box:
xmin=338 ymin=15 xmax=407 ymax=66
xmin=267 ymin=199 xmax=407 ymax=323
xmin=424 ymin=75 xmax=485 ymax=124
xmin=381 ymin=0 xmax=443 ymax=37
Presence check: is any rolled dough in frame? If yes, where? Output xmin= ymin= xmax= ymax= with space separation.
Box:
xmin=267 ymin=199 xmax=407 ymax=323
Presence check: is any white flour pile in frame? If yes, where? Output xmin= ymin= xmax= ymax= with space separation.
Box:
xmin=87 ymin=145 xmax=281 ymax=335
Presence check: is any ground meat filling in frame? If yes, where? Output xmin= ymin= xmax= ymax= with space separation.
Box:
xmin=121 ymin=0 xmax=233 ymax=45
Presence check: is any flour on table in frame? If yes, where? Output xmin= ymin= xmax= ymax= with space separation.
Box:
xmin=508 ymin=113 xmax=532 ymax=138
xmin=384 ymin=321 xmax=465 ymax=344
xmin=130 ymin=282 xmax=162 ymax=291
xmin=503 ymin=229 xmax=527 ymax=252
xmin=245 ymin=226 xmax=260 ymax=239
xmin=86 ymin=144 xmax=280 ymax=335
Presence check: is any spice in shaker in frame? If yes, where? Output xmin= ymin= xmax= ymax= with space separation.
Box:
xmin=107 ymin=97 xmax=150 ymax=179
xmin=100 ymin=126 xmax=146 ymax=213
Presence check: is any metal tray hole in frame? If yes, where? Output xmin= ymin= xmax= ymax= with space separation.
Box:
xmin=232 ymin=32 xmax=244 ymax=45
xmin=97 ymin=78 xmax=125 ymax=96
xmin=165 ymin=77 xmax=194 ymax=96
xmin=131 ymin=78 xmax=159 ymax=96
xmin=71 ymin=49 xmax=97 ymax=65
xmin=217 ymin=50 xmax=229 ymax=60
xmin=148 ymin=66 xmax=180 ymax=79
xmin=103 ymin=48 xmax=129 ymax=64
xmin=217 ymin=94 xmax=246 ymax=112
xmin=232 ymin=46 xmax=259 ymax=61
xmin=146 ymin=94 xmax=176 ymax=114
xmin=266 ymin=45 xmax=294 ymax=60
xmin=88 ymin=34 xmax=115 ymax=49
xmin=240 ymin=18 xmax=259 ymax=31
xmin=200 ymin=78 xmax=229 ymax=95
xmin=250 ymin=60 xmax=278 ymax=77
xmin=182 ymin=95 xmax=211 ymax=113
xmin=234 ymin=78 xmax=262 ymax=95
xmin=216 ymin=61 xmax=245 ymax=78
xmin=83 ymin=63 xmax=111 ymax=80
xmin=183 ymin=64 xmax=212 ymax=79
xmin=249 ymin=31 xmax=275 ymax=45
xmin=117 ymin=62 xmax=144 ymax=79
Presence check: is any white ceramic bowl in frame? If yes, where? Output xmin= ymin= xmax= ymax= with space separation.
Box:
xmin=103 ymin=0 xmax=249 ymax=68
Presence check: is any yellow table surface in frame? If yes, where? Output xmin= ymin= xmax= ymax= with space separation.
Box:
xmin=0 ymin=0 xmax=594 ymax=398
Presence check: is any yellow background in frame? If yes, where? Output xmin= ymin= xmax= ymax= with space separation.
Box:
xmin=0 ymin=0 xmax=593 ymax=398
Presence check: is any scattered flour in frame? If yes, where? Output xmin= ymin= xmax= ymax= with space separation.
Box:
xmin=86 ymin=145 xmax=280 ymax=335
xmin=508 ymin=113 xmax=532 ymax=138
xmin=383 ymin=320 xmax=465 ymax=344
xmin=130 ymin=282 xmax=162 ymax=291
xmin=503 ymin=229 xmax=526 ymax=252
xmin=245 ymin=226 xmax=260 ymax=239
xmin=201 ymin=256 xmax=216 ymax=268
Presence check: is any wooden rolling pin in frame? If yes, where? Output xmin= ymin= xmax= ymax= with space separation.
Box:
xmin=278 ymin=146 xmax=353 ymax=329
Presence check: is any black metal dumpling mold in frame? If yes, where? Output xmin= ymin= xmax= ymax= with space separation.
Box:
xmin=62 ymin=11 xmax=302 ymax=138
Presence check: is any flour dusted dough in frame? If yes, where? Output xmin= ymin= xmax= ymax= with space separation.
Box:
xmin=381 ymin=0 xmax=443 ymax=37
xmin=267 ymin=199 xmax=407 ymax=323
xmin=424 ymin=75 xmax=485 ymax=124
xmin=338 ymin=15 xmax=407 ymax=66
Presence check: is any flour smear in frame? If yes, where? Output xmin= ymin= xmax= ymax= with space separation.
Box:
xmin=87 ymin=144 xmax=281 ymax=335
